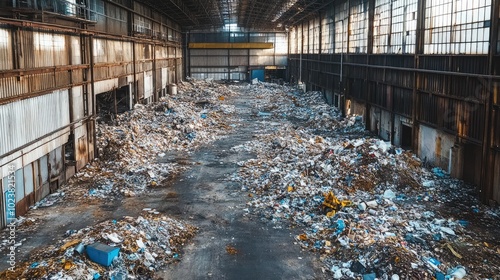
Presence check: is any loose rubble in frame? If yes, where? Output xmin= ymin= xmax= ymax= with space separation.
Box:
xmin=230 ymin=82 xmax=500 ymax=279
xmin=1 ymin=212 xmax=197 ymax=279
xmin=64 ymin=79 xmax=237 ymax=201
xmin=1 ymin=80 xmax=499 ymax=279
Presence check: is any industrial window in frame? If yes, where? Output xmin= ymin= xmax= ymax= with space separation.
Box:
xmin=425 ymin=0 xmax=491 ymax=54
xmin=309 ymin=18 xmax=320 ymax=54
xmin=321 ymin=5 xmax=335 ymax=54
xmin=290 ymin=27 xmax=298 ymax=54
xmin=275 ymin=33 xmax=288 ymax=55
xmin=303 ymin=23 xmax=310 ymax=53
xmin=134 ymin=15 xmax=152 ymax=36
xmin=349 ymin=0 xmax=368 ymax=53
xmin=373 ymin=0 xmax=391 ymax=53
xmin=391 ymin=0 xmax=418 ymax=54
xmin=334 ymin=1 xmax=349 ymax=54
xmin=373 ymin=0 xmax=417 ymax=54
xmin=298 ymin=24 xmax=303 ymax=54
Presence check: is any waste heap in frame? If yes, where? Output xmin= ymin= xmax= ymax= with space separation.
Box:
xmin=1 ymin=212 xmax=197 ymax=280
xmin=231 ymin=83 xmax=500 ymax=279
xmin=65 ymin=79 xmax=237 ymax=201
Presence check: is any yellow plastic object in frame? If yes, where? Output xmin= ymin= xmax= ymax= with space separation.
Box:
xmin=60 ymin=239 xmax=81 ymax=251
xmin=321 ymin=191 xmax=352 ymax=216
xmin=326 ymin=210 xmax=336 ymax=217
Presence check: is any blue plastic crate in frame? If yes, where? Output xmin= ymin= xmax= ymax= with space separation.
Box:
xmin=86 ymin=242 xmax=120 ymax=267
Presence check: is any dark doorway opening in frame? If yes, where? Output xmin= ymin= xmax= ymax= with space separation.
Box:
xmin=265 ymin=69 xmax=286 ymax=84
xmin=463 ymin=143 xmax=482 ymax=186
xmin=96 ymin=85 xmax=130 ymax=124
xmin=401 ymin=124 xmax=412 ymax=149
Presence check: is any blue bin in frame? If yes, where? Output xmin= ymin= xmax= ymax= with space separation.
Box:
xmin=86 ymin=242 xmax=120 ymax=267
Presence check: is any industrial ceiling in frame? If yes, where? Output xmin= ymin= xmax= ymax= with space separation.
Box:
xmin=142 ymin=0 xmax=334 ymax=31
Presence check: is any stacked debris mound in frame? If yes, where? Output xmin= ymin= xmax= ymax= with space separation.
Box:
xmin=243 ymin=82 xmax=362 ymax=135
xmin=65 ymin=80 xmax=237 ymax=201
xmin=1 ymin=212 xmax=197 ymax=280
xmin=231 ymin=85 xmax=500 ymax=279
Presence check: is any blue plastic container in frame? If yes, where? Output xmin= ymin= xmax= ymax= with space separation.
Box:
xmin=86 ymin=242 xmax=120 ymax=267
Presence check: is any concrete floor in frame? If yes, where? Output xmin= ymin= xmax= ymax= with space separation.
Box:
xmin=0 ymin=92 xmax=325 ymax=279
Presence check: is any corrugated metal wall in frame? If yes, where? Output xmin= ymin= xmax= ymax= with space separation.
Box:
xmin=0 ymin=90 xmax=70 ymax=156
xmin=0 ymin=0 xmax=183 ymax=226
xmin=0 ymin=28 xmax=12 ymax=70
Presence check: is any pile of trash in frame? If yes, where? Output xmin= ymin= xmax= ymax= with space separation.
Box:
xmin=65 ymin=80 xmax=237 ymax=201
xmin=1 ymin=212 xmax=197 ymax=279
xmin=230 ymin=84 xmax=500 ymax=279
xmin=242 ymin=82 xmax=364 ymax=135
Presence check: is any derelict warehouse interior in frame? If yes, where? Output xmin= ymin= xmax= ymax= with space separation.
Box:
xmin=0 ymin=0 xmax=500 ymax=279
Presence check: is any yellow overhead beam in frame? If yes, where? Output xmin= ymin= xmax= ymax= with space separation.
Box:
xmin=189 ymin=42 xmax=274 ymax=49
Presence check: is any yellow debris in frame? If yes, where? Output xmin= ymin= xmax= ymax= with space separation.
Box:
xmin=298 ymin=234 xmax=308 ymax=241
xmin=60 ymin=239 xmax=81 ymax=251
xmin=63 ymin=260 xmax=74 ymax=271
xmin=321 ymin=191 xmax=353 ymax=216
xmin=446 ymin=243 xmax=463 ymax=259
xmin=287 ymin=186 xmax=294 ymax=192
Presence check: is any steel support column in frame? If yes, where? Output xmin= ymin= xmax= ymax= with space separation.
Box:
xmin=412 ymin=0 xmax=426 ymax=153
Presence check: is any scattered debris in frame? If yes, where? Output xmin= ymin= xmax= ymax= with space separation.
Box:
xmin=63 ymin=80 xmax=237 ymax=201
xmin=1 ymin=213 xmax=197 ymax=279
xmin=225 ymin=245 xmax=238 ymax=255
xmin=1 ymin=80 xmax=499 ymax=279
xmin=229 ymin=82 xmax=500 ymax=279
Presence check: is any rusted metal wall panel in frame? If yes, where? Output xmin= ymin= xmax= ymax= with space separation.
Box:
xmin=0 ymin=77 xmax=27 ymax=100
xmin=137 ymin=72 xmax=144 ymax=99
xmin=0 ymin=90 xmax=70 ymax=156
xmin=74 ymin=123 xmax=88 ymax=171
xmin=144 ymin=70 xmax=153 ymax=99
xmin=161 ymin=68 xmax=168 ymax=89
xmin=23 ymin=164 xmax=34 ymax=196
xmin=49 ymin=146 xmax=64 ymax=179
xmin=20 ymin=129 xmax=70 ymax=168
xmin=40 ymin=155 xmax=49 ymax=185
xmin=70 ymin=36 xmax=81 ymax=64
xmin=94 ymin=38 xmax=133 ymax=65
xmin=71 ymin=86 xmax=84 ymax=121
xmin=0 ymin=28 xmax=12 ymax=71
xmin=31 ymin=31 xmax=69 ymax=67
